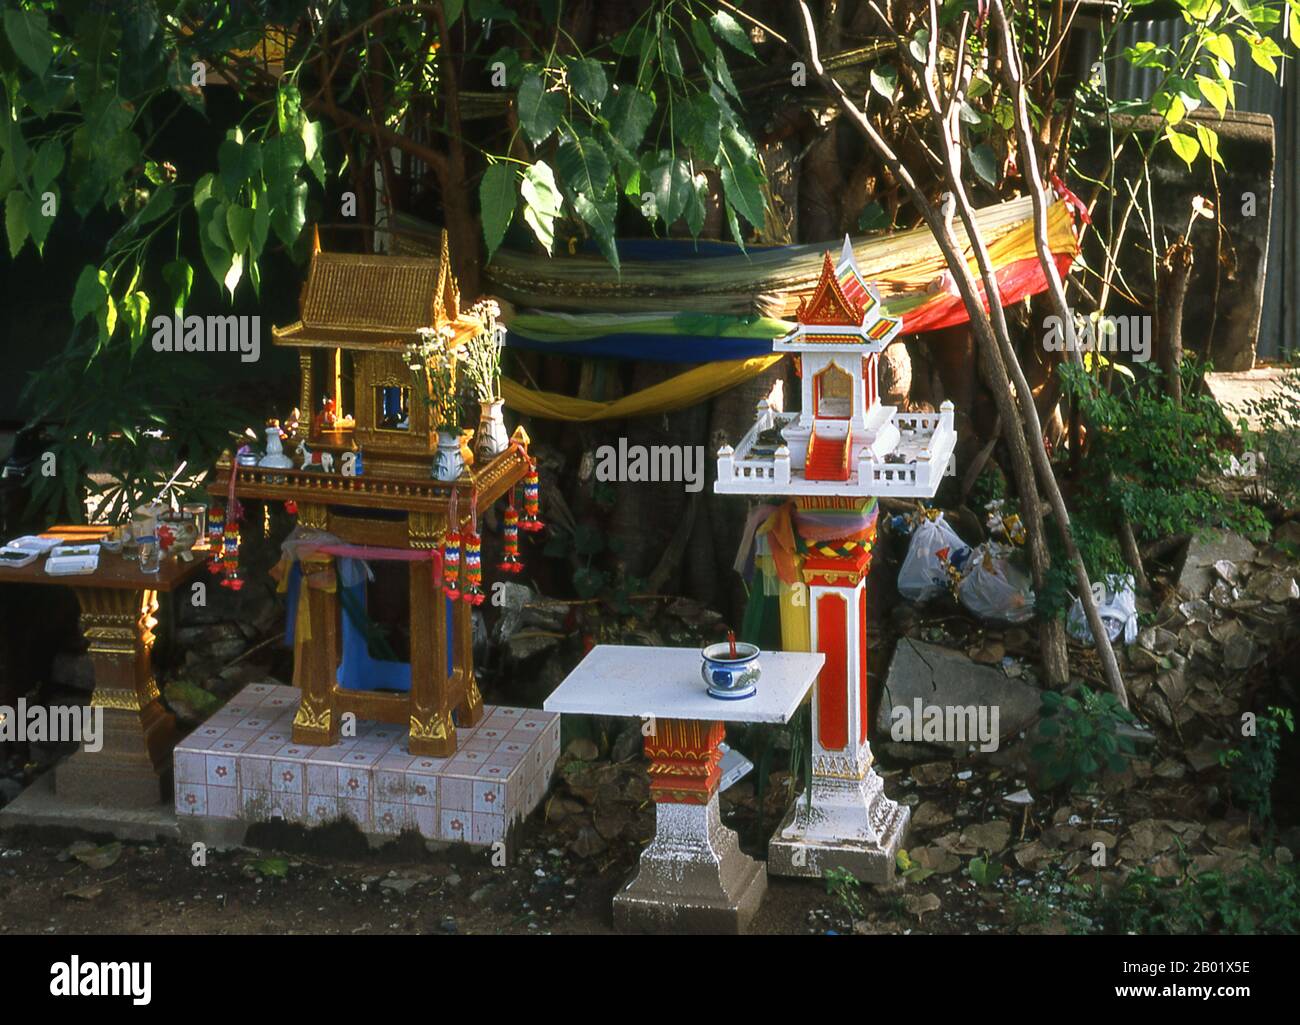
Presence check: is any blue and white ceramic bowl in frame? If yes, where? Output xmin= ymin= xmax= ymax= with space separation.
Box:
xmin=701 ymin=642 xmax=761 ymax=700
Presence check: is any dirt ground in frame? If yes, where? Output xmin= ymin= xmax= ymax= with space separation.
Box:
xmin=0 ymin=809 xmax=855 ymax=936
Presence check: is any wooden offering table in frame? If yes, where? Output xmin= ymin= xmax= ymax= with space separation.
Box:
xmin=0 ymin=552 xmax=204 ymax=809
xmin=545 ymin=645 xmax=824 ymax=934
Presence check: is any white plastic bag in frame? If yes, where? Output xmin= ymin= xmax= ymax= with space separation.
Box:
xmin=1066 ymin=574 xmax=1139 ymax=645
xmin=958 ymin=543 xmax=1036 ymax=623
xmin=898 ymin=512 xmax=968 ymax=602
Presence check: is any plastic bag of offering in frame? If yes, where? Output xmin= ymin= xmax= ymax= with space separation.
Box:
xmin=897 ymin=509 xmax=970 ymax=602
xmin=957 ymin=543 xmax=1035 ymax=623
xmin=1066 ymin=574 xmax=1138 ymax=645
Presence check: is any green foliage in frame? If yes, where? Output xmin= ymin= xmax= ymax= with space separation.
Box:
xmin=1018 ymin=856 xmax=1300 ymax=935
xmin=1218 ymin=706 xmax=1295 ymax=833
xmin=1031 ymin=686 xmax=1137 ymax=791
xmin=824 ymin=867 xmax=865 ymax=921
xmin=1084 ymin=0 xmax=1300 ymax=170
xmin=0 ymin=3 xmax=768 ymax=524
xmin=543 ymin=521 xmax=643 ymax=613
xmin=1061 ymin=361 xmax=1267 ymax=543
xmin=966 ymin=854 xmax=1003 ymax=887
xmin=1048 ymin=361 xmax=1270 ymax=616
xmin=19 ymin=334 xmax=241 ymax=524
xmin=483 ymin=0 xmax=766 ymax=264
xmin=1239 ymin=363 xmax=1300 ymax=508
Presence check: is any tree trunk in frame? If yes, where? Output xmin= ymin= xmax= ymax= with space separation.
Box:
xmin=1157 ymin=239 xmax=1193 ymax=408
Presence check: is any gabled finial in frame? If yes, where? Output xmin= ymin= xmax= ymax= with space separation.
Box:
xmin=839 ymin=234 xmax=855 ymax=271
xmin=311 ymin=223 xmax=321 ymax=254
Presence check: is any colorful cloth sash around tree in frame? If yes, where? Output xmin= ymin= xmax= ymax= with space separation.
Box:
xmin=735 ymin=498 xmax=879 ymax=586
xmin=500 ymin=200 xmax=1078 ymax=421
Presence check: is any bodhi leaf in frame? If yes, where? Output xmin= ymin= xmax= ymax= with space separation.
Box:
xmin=717 ymin=127 xmax=765 ymax=229
xmin=969 ymin=143 xmax=999 ymax=186
xmin=556 ymin=132 xmax=612 ymax=200
xmin=710 ymin=10 xmax=755 ymax=57
xmin=517 ymin=70 xmax=563 ymax=145
xmin=870 ymin=64 xmax=898 ymax=98
xmin=574 ymin=190 xmax=619 ymax=272
xmin=568 ymin=58 xmax=608 ymax=106
xmin=5 ymin=190 xmax=31 ymax=258
xmin=1164 ymin=127 xmax=1200 ymax=168
xmin=302 ymin=120 xmax=325 ymax=186
xmin=162 ymin=259 xmax=192 ymax=314
xmin=4 ymin=9 xmax=55 ymax=79
xmin=270 ymin=178 xmax=308 ymax=247
xmin=605 ymin=86 xmax=654 ymax=151
xmin=520 ymin=160 xmax=562 ymax=254
xmin=648 ymin=152 xmax=691 ymax=227
xmin=479 ymin=161 xmax=516 ymax=261
xmin=71 ymin=264 xmax=105 ymax=324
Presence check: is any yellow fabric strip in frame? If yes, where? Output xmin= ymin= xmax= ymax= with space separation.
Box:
xmin=501 ymin=354 xmax=784 ymax=422
xmin=778 ymin=561 xmax=811 ymax=654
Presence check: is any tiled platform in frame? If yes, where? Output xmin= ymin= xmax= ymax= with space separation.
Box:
xmin=174 ymin=683 xmax=559 ymax=846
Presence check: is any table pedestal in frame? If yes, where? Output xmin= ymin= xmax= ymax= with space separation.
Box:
xmin=55 ymin=587 xmax=176 ymax=808
xmin=768 ymin=545 xmax=908 ymax=883
xmin=613 ymin=718 xmax=766 ymax=934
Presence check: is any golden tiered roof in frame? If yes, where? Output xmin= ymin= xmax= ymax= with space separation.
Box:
xmin=272 ymin=230 xmax=468 ymax=350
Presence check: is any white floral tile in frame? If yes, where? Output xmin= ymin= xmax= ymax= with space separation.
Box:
xmin=338 ymin=766 xmax=371 ymax=800
xmin=205 ymin=754 xmax=236 ymax=787
xmin=271 ymin=761 xmax=304 ymax=796
xmin=307 ymin=794 xmax=339 ymax=823
xmin=174 ymin=684 xmax=555 ymax=846
xmin=440 ymin=809 xmax=471 ymax=842
xmin=473 ymin=779 xmax=505 ymax=814
xmin=176 ymin=782 xmax=206 ymax=816
xmin=372 ymin=802 xmax=410 ymax=834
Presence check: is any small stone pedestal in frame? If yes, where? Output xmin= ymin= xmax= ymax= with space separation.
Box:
xmin=614 ymin=720 xmax=766 ymax=934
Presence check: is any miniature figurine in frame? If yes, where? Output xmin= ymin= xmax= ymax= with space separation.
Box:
xmin=296 ymin=439 xmax=334 ymax=473
xmin=312 ymin=395 xmax=337 ymax=434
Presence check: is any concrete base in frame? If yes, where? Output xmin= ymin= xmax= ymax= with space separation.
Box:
xmin=613 ymin=795 xmax=767 ymax=934
xmin=767 ymin=767 xmax=909 ymax=884
xmin=0 ymin=771 xmax=179 ymax=842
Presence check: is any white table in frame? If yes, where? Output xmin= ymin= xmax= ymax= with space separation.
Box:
xmin=545 ymin=644 xmax=825 ymax=934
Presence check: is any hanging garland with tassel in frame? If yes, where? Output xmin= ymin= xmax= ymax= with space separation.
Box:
xmin=462 ymin=489 xmax=485 ymax=605
xmin=441 ymin=487 xmax=461 ymax=600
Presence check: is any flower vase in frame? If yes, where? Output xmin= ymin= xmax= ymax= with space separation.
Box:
xmin=433 ymin=429 xmax=465 ymax=481
xmin=474 ymin=398 xmax=509 ymax=463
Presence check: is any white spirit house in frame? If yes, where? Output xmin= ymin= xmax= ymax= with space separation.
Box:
xmin=714 ymin=240 xmax=957 ymax=883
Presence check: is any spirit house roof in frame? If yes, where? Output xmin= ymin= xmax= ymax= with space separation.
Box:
xmin=774 ymin=237 xmax=902 ymax=355
xmin=273 ymin=230 xmax=473 ymax=350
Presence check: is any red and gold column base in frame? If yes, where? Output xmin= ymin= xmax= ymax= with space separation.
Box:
xmin=644 ymin=719 xmax=725 ymax=805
